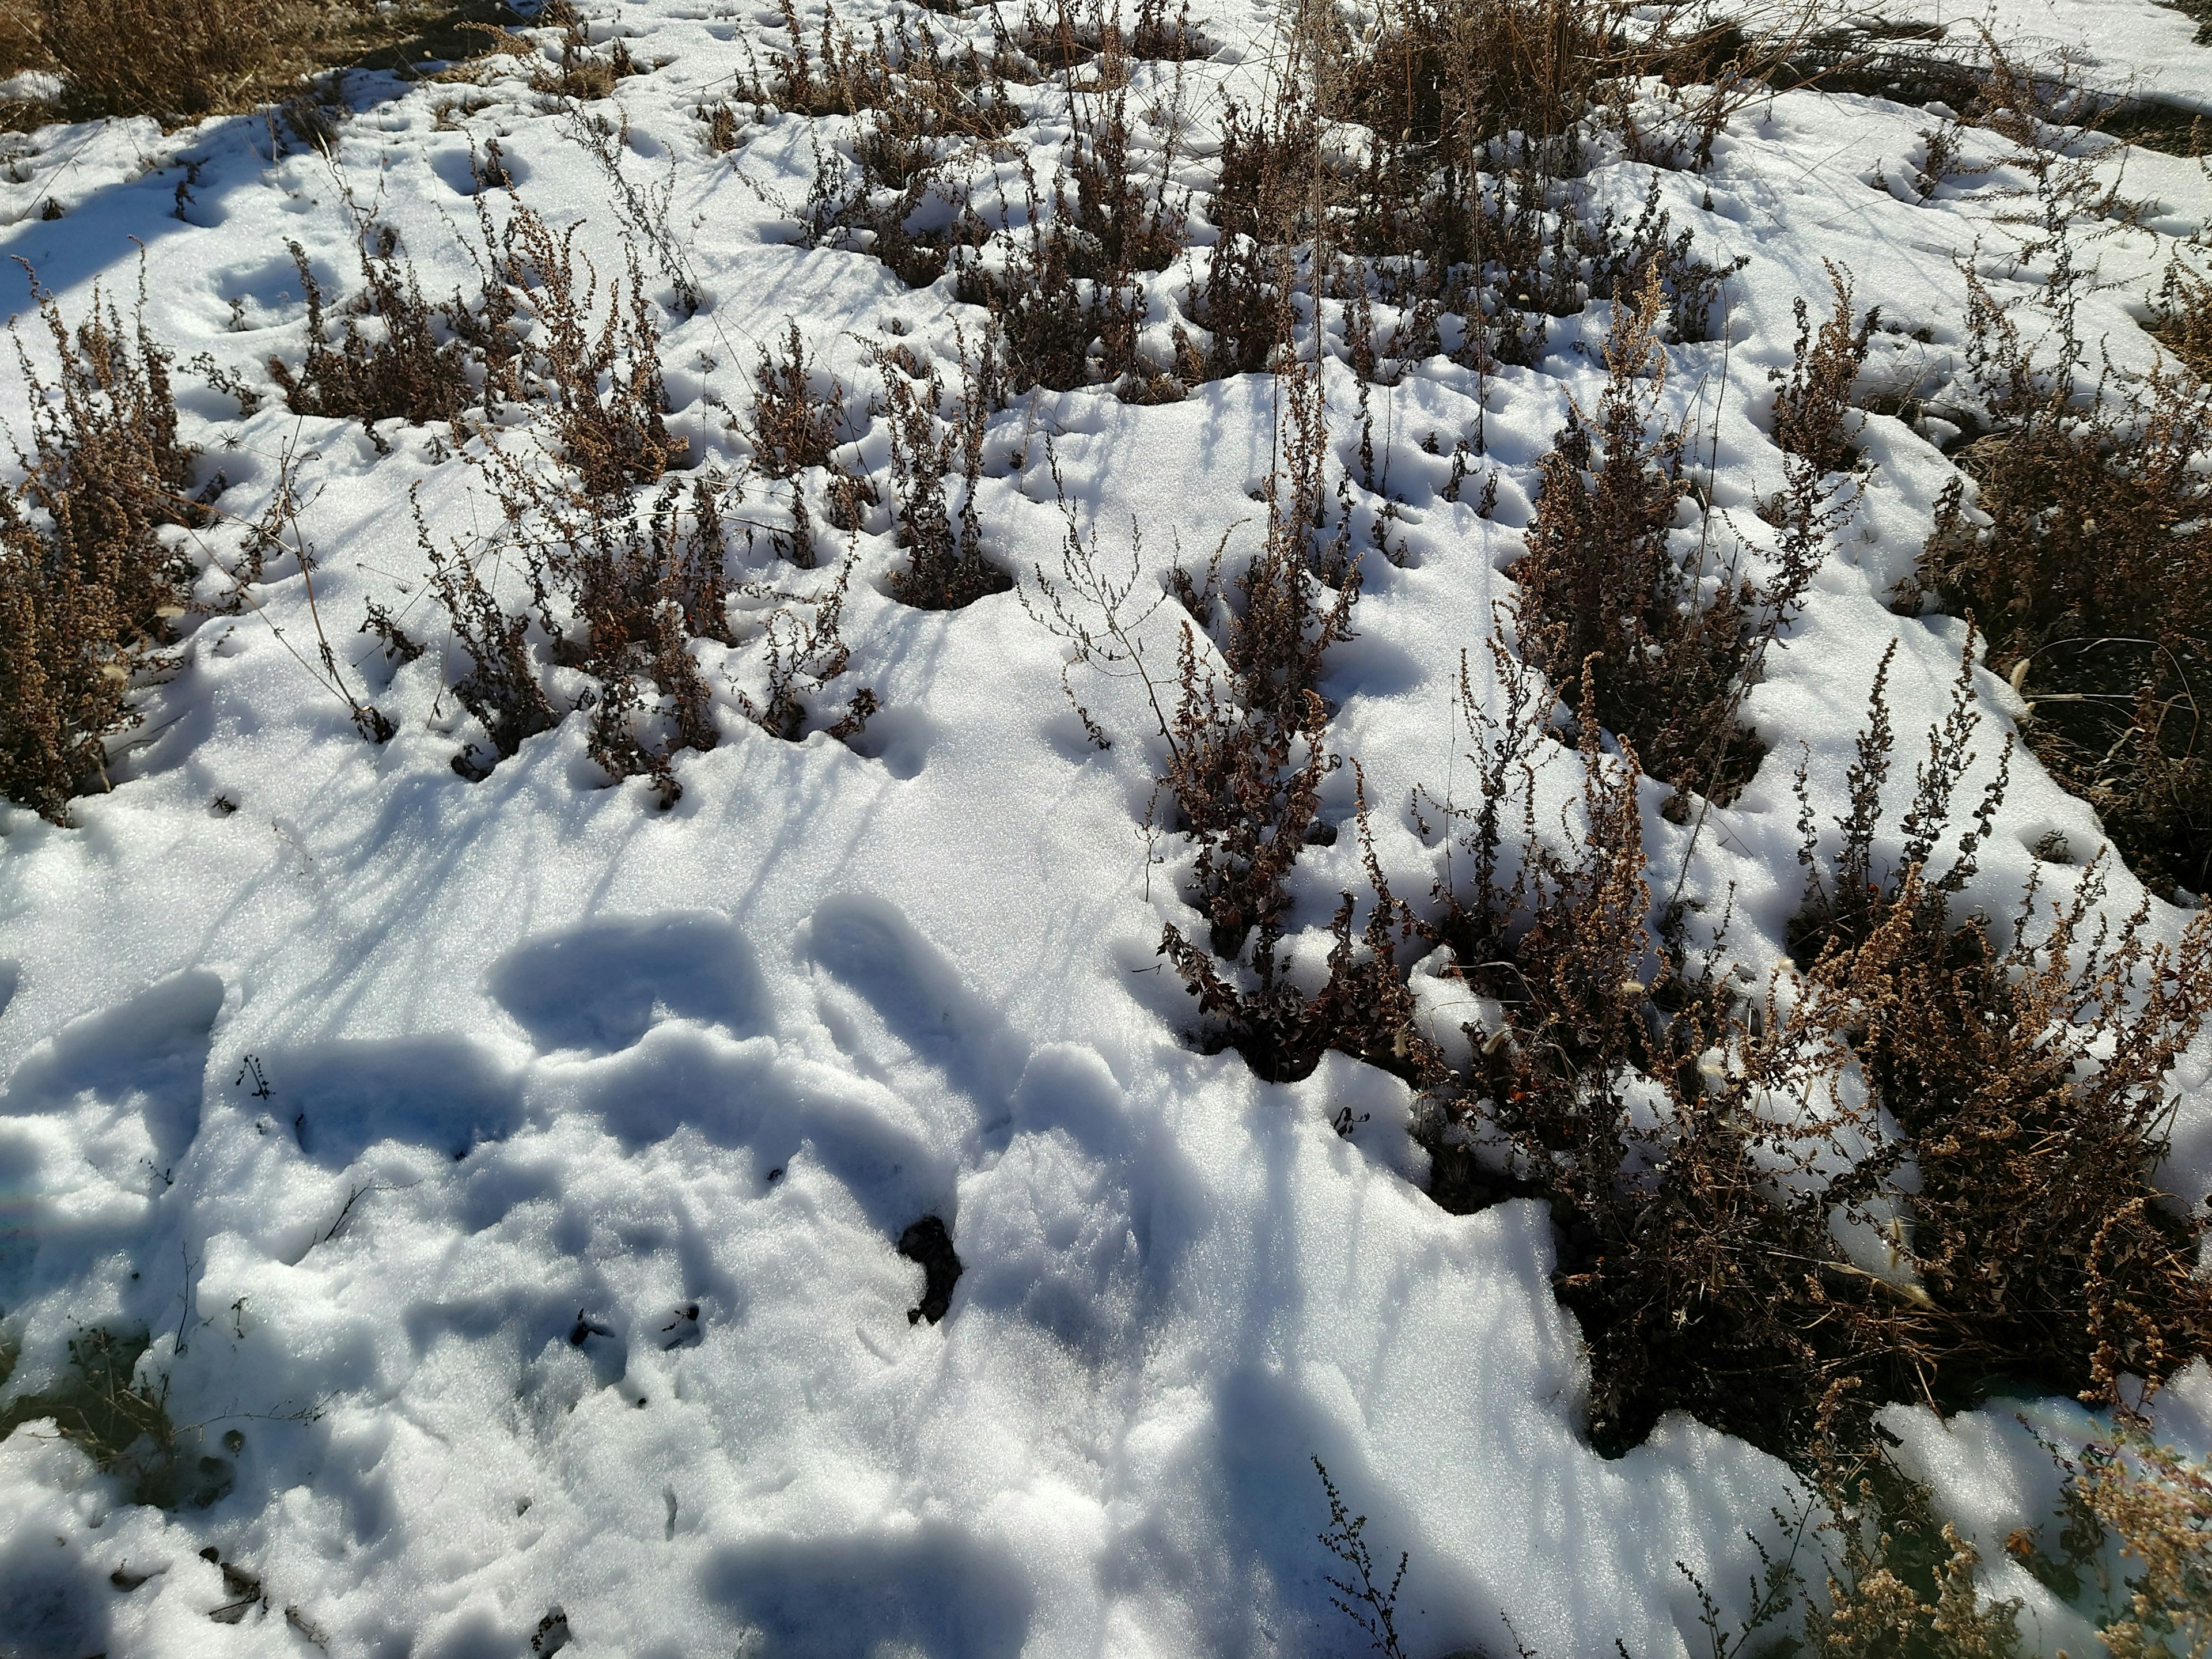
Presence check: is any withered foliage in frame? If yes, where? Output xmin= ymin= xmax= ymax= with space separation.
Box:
xmin=1153 ymin=365 xmax=1431 ymax=1083
xmin=1922 ymin=248 xmax=2212 ymax=899
xmin=527 ymin=0 xmax=639 ymax=102
xmin=427 ymin=466 xmax=733 ymax=803
xmin=878 ymin=338 xmax=1012 ymax=610
xmin=1513 ymin=272 xmax=1783 ymax=805
xmin=269 ymin=229 xmax=483 ymax=440
xmin=1771 ymin=262 xmax=1878 ymax=475
xmin=498 ymin=197 xmax=683 ymax=495
xmin=2 ymin=279 xmax=195 ymax=823
xmin=2013 ymin=1408 xmax=2212 ymax=1659
xmin=749 ymin=321 xmax=847 ymax=479
xmin=734 ymin=550 xmax=876 ymax=744
xmin=1418 ymin=635 xmax=2212 ymax=1457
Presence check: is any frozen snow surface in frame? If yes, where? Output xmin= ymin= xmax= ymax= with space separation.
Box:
xmin=3 ymin=0 xmax=2212 ymax=1653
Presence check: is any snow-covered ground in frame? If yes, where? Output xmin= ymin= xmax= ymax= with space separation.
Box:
xmin=3 ymin=1 xmax=2212 ymax=1653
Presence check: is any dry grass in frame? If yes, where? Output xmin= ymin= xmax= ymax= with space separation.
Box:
xmin=13 ymin=0 xmax=513 ymax=123
xmin=1 ymin=276 xmax=195 ymax=824
xmin=0 ymin=1328 xmax=233 ymax=1509
xmin=1920 ymin=240 xmax=2212 ymax=900
xmin=1414 ymin=627 xmax=2212 ymax=1459
xmin=1511 ymin=270 xmax=1839 ymax=808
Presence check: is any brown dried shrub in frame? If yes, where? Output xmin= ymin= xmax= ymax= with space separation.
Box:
xmin=1772 ymin=262 xmax=1878 ymax=475
xmin=878 ymin=339 xmax=1011 ymax=610
xmin=748 ymin=321 xmax=846 ymax=479
xmin=527 ymin=0 xmax=638 ymax=102
xmin=1153 ymin=362 xmax=1417 ymax=1082
xmin=2013 ymin=1408 xmax=2212 ymax=1657
xmin=2152 ymin=256 xmax=2212 ymax=379
xmin=733 ymin=549 xmax=876 ymax=743
xmin=1512 ymin=270 xmax=1835 ymax=806
xmin=1921 ymin=249 xmax=2212 ymax=899
xmin=1 ymin=278 xmax=194 ymax=824
xmin=496 ymin=196 xmax=682 ymax=495
xmin=1418 ymin=634 xmax=2212 ymax=1459
xmin=268 ymin=229 xmax=483 ymax=441
xmin=782 ymin=3 xmax=1020 ymax=288
xmin=426 ymin=465 xmax=733 ymax=801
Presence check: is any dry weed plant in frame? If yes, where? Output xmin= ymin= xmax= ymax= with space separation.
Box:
xmin=732 ymin=547 xmax=877 ymax=743
xmin=1147 ymin=358 xmax=1437 ymax=1082
xmin=495 ymin=194 xmax=683 ymax=495
xmin=1179 ymin=0 xmax=1780 ymax=407
xmin=1513 ymin=269 xmax=1838 ymax=808
xmin=1797 ymin=1434 xmax=2027 ymax=1659
xmin=1772 ymin=263 xmax=1878 ymax=475
xmin=1 ymin=276 xmax=196 ymax=823
xmin=1920 ymin=219 xmax=2212 ymax=899
xmin=269 ymin=228 xmax=483 ymax=442
xmin=421 ymin=512 xmax=559 ymax=777
xmin=1410 ymin=628 xmax=2212 ymax=1458
xmin=1012 ymin=0 xmax=1212 ymax=70
xmin=2010 ymin=1408 xmax=2212 ymax=1658
xmin=524 ymin=0 xmax=638 ymax=102
xmin=424 ymin=464 xmax=735 ymax=800
xmin=877 ymin=336 xmax=1011 ymax=609
xmin=2152 ymin=257 xmax=2212 ymax=380
xmin=949 ymin=14 xmax=1188 ymax=402
xmin=749 ymin=321 xmax=849 ymax=478
xmin=775 ymin=2 xmax=1021 ymax=288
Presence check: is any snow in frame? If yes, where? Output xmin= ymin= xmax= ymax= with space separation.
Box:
xmin=1896 ymin=0 xmax=2212 ymax=107
xmin=2 ymin=0 xmax=2211 ymax=1653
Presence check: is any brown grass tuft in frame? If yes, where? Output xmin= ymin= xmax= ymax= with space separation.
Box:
xmin=1416 ymin=628 xmax=2212 ymax=1457
xmin=1921 ymin=244 xmax=2212 ymax=899
xmin=496 ymin=194 xmax=683 ymax=495
xmin=268 ymin=227 xmax=483 ymax=441
xmin=1 ymin=275 xmax=195 ymax=823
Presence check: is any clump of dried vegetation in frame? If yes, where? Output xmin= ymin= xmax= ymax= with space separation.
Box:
xmin=2009 ymin=1407 xmax=2212 ymax=1658
xmin=749 ymin=321 xmax=848 ymax=479
xmin=1145 ymin=361 xmax=1441 ymax=1083
xmin=877 ymin=335 xmax=1012 ymax=609
xmin=1 ymin=278 xmax=195 ymax=824
xmin=4 ymin=0 xmax=510 ymax=123
xmin=1418 ymin=631 xmax=2212 ymax=1460
xmin=268 ymin=228 xmax=481 ymax=441
xmin=1512 ymin=266 xmax=1863 ymax=809
xmin=496 ymin=196 xmax=683 ymax=494
xmin=0 ymin=1327 xmax=233 ymax=1509
xmin=424 ymin=458 xmax=734 ymax=802
xmin=1920 ymin=232 xmax=2212 ymax=901
xmin=522 ymin=0 xmax=639 ymax=102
